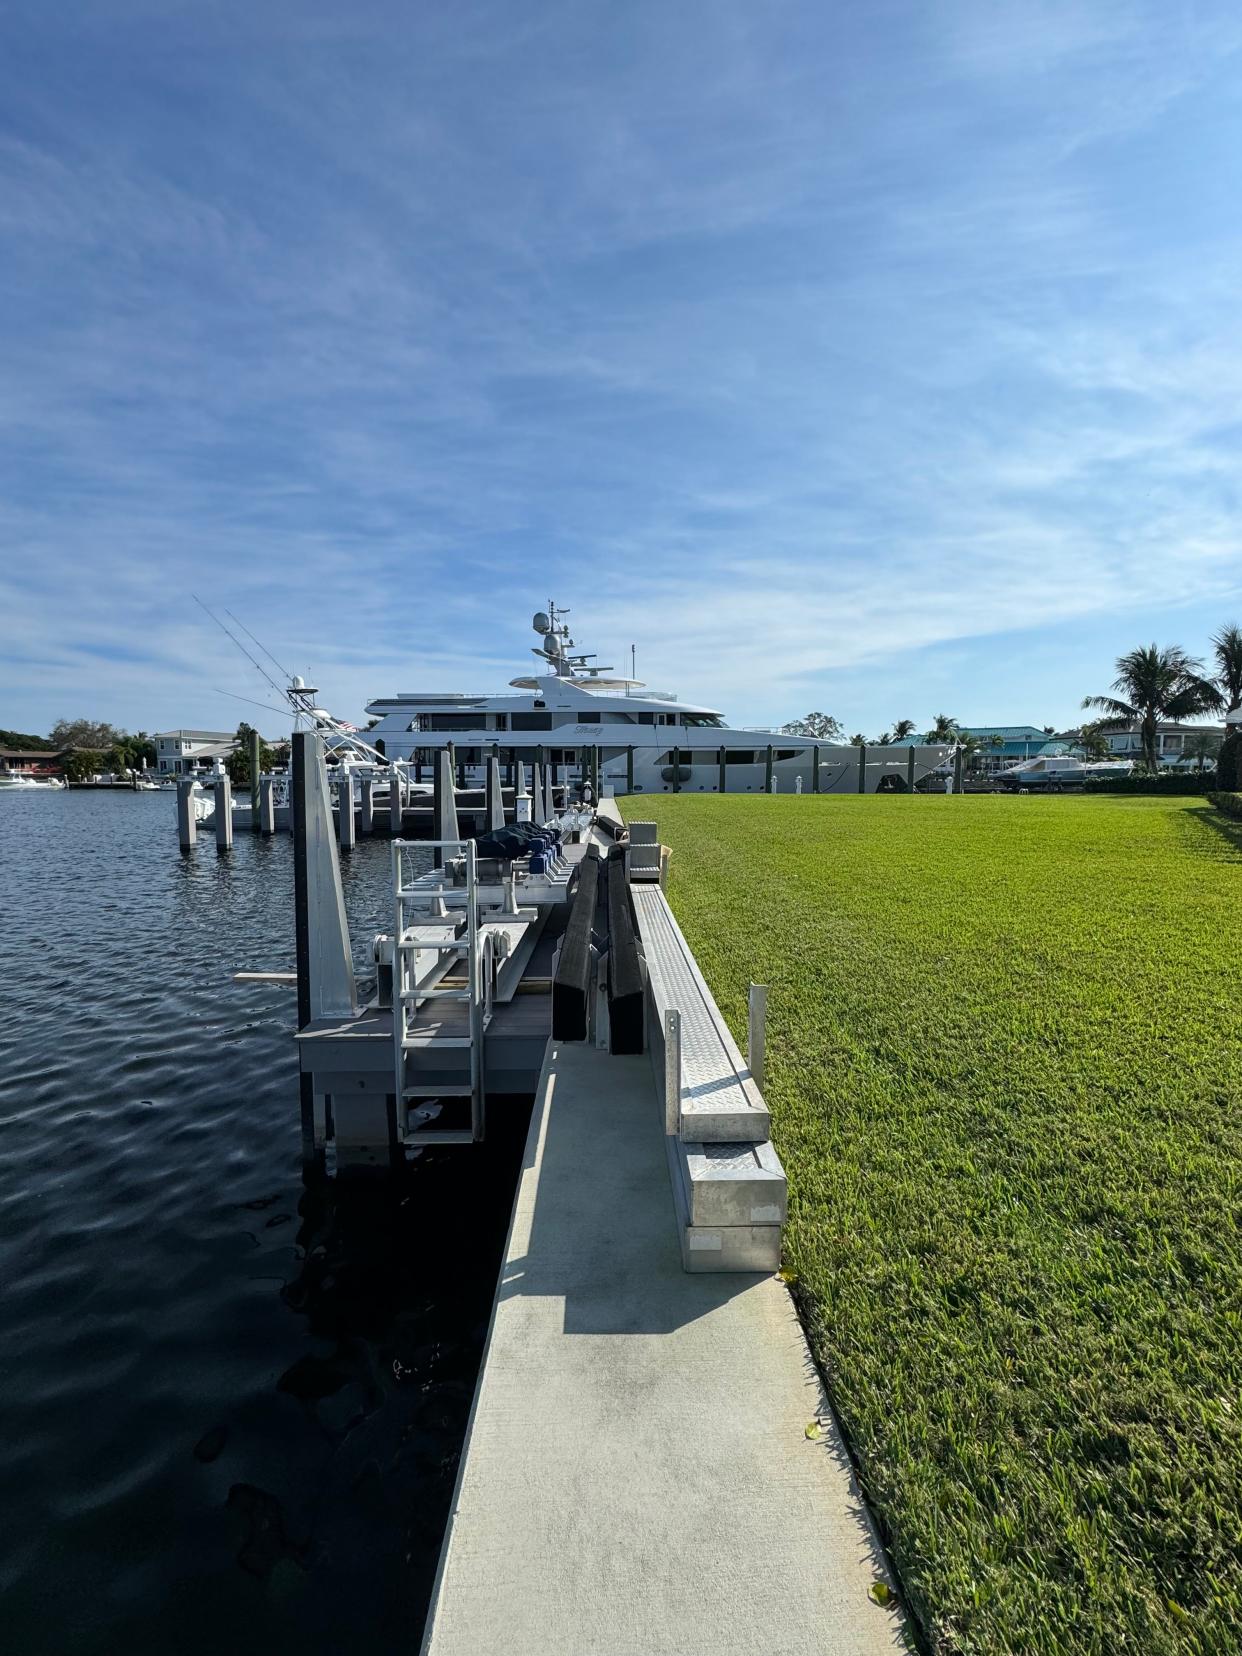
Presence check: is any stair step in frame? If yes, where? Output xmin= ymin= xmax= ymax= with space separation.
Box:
xmin=402 ymin=1127 xmax=476 ymax=1145
xmin=403 ymin=1084 xmax=474 ymax=1098
xmin=399 ymin=938 xmax=468 ymax=953
xmin=402 ymin=1035 xmax=474 ymax=1049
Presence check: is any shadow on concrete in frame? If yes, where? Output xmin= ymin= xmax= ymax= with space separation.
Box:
xmin=497 ymin=1048 xmax=759 ymax=1335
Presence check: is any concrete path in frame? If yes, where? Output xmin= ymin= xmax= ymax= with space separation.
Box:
xmin=420 ymin=1042 xmax=907 ymax=1656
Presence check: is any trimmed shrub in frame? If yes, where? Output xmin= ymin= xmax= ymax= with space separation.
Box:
xmin=1083 ymin=772 xmax=1215 ymax=796
xmin=1208 ymin=790 xmax=1242 ymax=820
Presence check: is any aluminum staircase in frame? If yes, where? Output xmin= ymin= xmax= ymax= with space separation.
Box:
xmin=392 ymin=839 xmax=492 ymax=1144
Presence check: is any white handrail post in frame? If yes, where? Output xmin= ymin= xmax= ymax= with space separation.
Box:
xmin=748 ymin=983 xmax=767 ymax=1092
xmin=664 ymin=1008 xmax=681 ymax=1137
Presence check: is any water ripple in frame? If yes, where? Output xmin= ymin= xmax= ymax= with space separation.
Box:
xmin=0 ymin=792 xmax=528 ymax=1653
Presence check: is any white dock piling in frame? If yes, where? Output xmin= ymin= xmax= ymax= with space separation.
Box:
xmin=214 ymin=775 xmax=233 ymax=849
xmin=360 ymin=778 xmax=375 ymax=835
xmin=176 ymin=778 xmax=196 ymax=850
xmin=748 ymin=983 xmax=767 ymax=1092
xmin=486 ymin=753 xmax=505 ymax=831
xmin=259 ymin=776 xmax=276 ymax=835
xmin=529 ymin=762 xmax=543 ymax=825
xmin=543 ymin=767 xmax=556 ymax=826
xmin=516 ymin=761 xmax=532 ymax=825
xmin=389 ymin=763 xmax=404 ymax=833
xmin=338 ymin=770 xmax=356 ymax=850
xmin=433 ymin=749 xmax=460 ymax=864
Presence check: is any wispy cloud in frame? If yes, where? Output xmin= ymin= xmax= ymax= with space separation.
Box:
xmin=2 ymin=0 xmax=1242 ymax=736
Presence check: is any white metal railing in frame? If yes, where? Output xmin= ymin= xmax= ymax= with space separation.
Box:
xmin=391 ymin=837 xmax=488 ymax=1142
xmin=661 ymin=982 xmax=767 ymax=1141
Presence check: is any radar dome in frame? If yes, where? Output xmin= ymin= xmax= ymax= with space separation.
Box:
xmin=291 ymin=674 xmax=306 ymax=690
xmin=532 ymin=611 xmax=551 ymax=634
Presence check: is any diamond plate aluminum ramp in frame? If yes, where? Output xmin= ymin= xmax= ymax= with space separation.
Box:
xmin=631 ymin=885 xmax=770 ymax=1142
xmin=630 ymin=882 xmax=785 ymax=1271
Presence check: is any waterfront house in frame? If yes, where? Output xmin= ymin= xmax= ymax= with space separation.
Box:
xmin=153 ymin=730 xmax=238 ymax=777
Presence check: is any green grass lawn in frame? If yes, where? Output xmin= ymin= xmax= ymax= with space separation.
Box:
xmin=620 ymin=793 xmax=1242 ymax=1655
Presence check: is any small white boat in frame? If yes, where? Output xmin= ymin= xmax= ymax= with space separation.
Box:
xmin=0 ymin=773 xmax=65 ymax=790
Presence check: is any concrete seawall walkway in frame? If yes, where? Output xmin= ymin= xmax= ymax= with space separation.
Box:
xmin=420 ymin=1041 xmax=906 ymax=1655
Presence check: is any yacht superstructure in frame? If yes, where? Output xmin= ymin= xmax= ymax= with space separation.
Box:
xmin=366 ymin=606 xmax=948 ymax=795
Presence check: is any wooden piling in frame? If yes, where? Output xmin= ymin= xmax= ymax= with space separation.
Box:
xmin=214 ymin=774 xmax=233 ymax=849
xmin=360 ymin=778 xmax=375 ymax=834
xmin=765 ymin=745 xmax=774 ymax=793
xmin=856 ymin=744 xmax=866 ymax=794
xmin=907 ymin=746 xmax=916 ymax=791
xmin=718 ymin=746 xmax=727 ymax=794
xmin=176 ymin=778 xmax=196 ymax=850
xmin=259 ymin=776 xmax=276 ymax=834
xmin=249 ymin=728 xmax=261 ymax=826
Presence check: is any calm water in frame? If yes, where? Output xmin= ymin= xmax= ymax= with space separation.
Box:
xmin=0 ymin=791 xmax=530 ymax=1654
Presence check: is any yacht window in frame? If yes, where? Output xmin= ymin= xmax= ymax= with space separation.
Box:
xmin=637 ymin=713 xmax=655 ymax=724
xmin=683 ymin=714 xmax=723 ymax=728
xmin=428 ymin=715 xmax=480 ymax=732
xmin=776 ymin=749 xmax=798 ymax=760
xmin=579 ymin=712 xmax=601 ymax=723
xmin=511 ymin=712 xmax=554 ymax=731
xmin=494 ymin=714 xmax=508 ymax=731
xmin=725 ymin=750 xmax=756 ymax=765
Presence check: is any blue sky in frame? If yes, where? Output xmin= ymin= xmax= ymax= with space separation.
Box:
xmin=3 ymin=0 xmax=1242 ymax=739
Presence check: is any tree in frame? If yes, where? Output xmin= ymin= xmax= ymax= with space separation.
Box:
xmin=925 ymin=713 xmax=960 ymax=743
xmin=1075 ymin=722 xmax=1111 ymax=762
xmin=1218 ymin=729 xmax=1242 ymax=790
xmin=226 ymin=722 xmax=277 ymax=787
xmin=891 ymin=719 xmax=917 ymax=743
xmin=780 ymin=712 xmax=843 ymax=740
xmin=848 ymin=732 xmax=867 ymax=748
xmin=1184 ymin=729 xmax=1222 ymax=772
xmin=1212 ymin=624 xmax=1242 ymax=713
xmin=1082 ymin=644 xmax=1222 ymax=773
xmin=49 ymin=718 xmax=124 ymax=750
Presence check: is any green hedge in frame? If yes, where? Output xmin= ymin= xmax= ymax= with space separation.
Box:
xmin=1083 ymin=773 xmax=1216 ymax=795
xmin=1208 ymin=791 xmax=1242 ymax=820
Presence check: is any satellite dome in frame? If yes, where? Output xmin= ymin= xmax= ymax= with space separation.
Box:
xmin=532 ymin=611 xmax=551 ymax=634
xmin=291 ymin=674 xmax=306 ymax=690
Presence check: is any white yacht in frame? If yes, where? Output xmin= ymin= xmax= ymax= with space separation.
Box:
xmin=366 ymin=606 xmax=949 ymax=795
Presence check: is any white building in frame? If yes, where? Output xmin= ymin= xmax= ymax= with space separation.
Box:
xmin=1099 ymin=720 xmax=1224 ymax=766
xmin=153 ymin=729 xmax=237 ymax=776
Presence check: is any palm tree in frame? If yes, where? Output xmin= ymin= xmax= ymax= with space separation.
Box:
xmin=1185 ymin=728 xmax=1222 ymax=773
xmin=1075 ymin=722 xmax=1111 ymax=762
xmin=848 ymin=731 xmax=867 ymax=748
xmin=925 ymin=713 xmax=960 ymax=743
xmin=1212 ymin=624 xmax=1242 ymax=713
xmin=891 ymin=719 xmax=917 ymax=743
xmin=1082 ymin=644 xmax=1222 ymax=773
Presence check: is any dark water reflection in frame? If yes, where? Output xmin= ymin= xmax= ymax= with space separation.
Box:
xmin=0 ymin=791 xmax=528 ymax=1654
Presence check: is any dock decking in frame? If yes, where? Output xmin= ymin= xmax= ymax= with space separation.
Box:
xmin=420 ymin=1040 xmax=905 ymax=1656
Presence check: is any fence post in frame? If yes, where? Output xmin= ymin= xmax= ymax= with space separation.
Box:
xmin=748 ymin=983 xmax=767 ymax=1092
